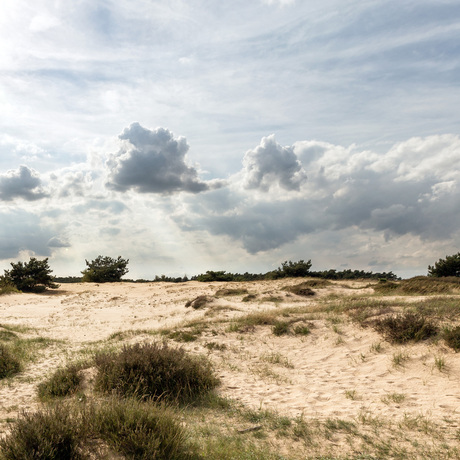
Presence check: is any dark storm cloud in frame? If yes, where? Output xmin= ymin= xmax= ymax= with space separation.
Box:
xmin=0 ymin=210 xmax=55 ymax=259
xmin=106 ymin=122 xmax=212 ymax=194
xmin=0 ymin=165 xmax=48 ymax=201
xmin=47 ymin=237 xmax=71 ymax=248
xmin=242 ymin=134 xmax=307 ymax=191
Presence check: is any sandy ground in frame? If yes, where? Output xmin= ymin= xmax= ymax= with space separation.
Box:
xmin=1 ymin=279 xmax=460 ymax=443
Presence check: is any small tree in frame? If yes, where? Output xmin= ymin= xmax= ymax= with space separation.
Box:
xmin=3 ymin=258 xmax=58 ymax=293
xmin=428 ymin=253 xmax=460 ymax=277
xmin=82 ymin=255 xmax=129 ymax=283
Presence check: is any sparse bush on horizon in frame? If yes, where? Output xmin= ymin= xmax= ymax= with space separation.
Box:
xmin=428 ymin=253 xmax=460 ymax=277
xmin=81 ymin=255 xmax=129 ymax=283
xmin=2 ymin=257 xmax=58 ymax=293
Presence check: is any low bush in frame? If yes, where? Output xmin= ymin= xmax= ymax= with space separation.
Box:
xmin=185 ymin=295 xmax=213 ymax=309
xmin=94 ymin=341 xmax=220 ymax=404
xmin=283 ymin=282 xmax=315 ymax=297
xmin=272 ymin=321 xmax=290 ymax=336
xmin=443 ymin=326 xmax=460 ymax=352
xmin=373 ymin=312 xmax=438 ymax=344
xmin=0 ymin=404 xmax=85 ymax=459
xmin=0 ymin=399 xmax=198 ymax=460
xmin=0 ymin=344 xmax=21 ymax=379
xmin=37 ymin=364 xmax=83 ymax=400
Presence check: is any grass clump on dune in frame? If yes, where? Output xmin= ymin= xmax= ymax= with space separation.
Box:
xmin=0 ymin=344 xmax=21 ymax=379
xmin=94 ymin=341 xmax=220 ymax=404
xmin=0 ymin=399 xmax=198 ymax=460
xmin=373 ymin=312 xmax=438 ymax=344
xmin=37 ymin=364 xmax=84 ymax=400
xmin=374 ymin=276 xmax=460 ymax=295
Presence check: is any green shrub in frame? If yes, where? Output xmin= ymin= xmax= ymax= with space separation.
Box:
xmin=0 ymin=344 xmax=21 ymax=379
xmin=37 ymin=365 xmax=83 ymax=400
xmin=428 ymin=253 xmax=460 ymax=277
xmin=81 ymin=255 xmax=129 ymax=283
xmin=443 ymin=326 xmax=460 ymax=351
xmin=373 ymin=312 xmax=438 ymax=343
xmin=0 ymin=404 xmax=85 ymax=460
xmin=2 ymin=258 xmax=58 ymax=293
xmin=93 ymin=398 xmax=196 ymax=460
xmin=94 ymin=342 xmax=220 ymax=404
xmin=272 ymin=321 xmax=290 ymax=336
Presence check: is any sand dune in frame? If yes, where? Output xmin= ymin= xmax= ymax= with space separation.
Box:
xmin=1 ymin=279 xmax=460 ymax=458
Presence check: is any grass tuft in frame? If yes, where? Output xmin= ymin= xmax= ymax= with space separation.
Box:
xmin=0 ymin=344 xmax=21 ymax=379
xmin=37 ymin=364 xmax=84 ymax=400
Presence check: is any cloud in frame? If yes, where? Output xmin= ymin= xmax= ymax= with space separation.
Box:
xmin=106 ymin=122 xmax=213 ymax=194
xmin=242 ymin=134 xmax=307 ymax=192
xmin=174 ymin=134 xmax=460 ymax=254
xmin=0 ymin=165 xmax=48 ymax=201
xmin=47 ymin=237 xmax=70 ymax=248
xmin=0 ymin=210 xmax=55 ymax=259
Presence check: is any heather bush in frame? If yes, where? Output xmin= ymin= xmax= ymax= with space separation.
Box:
xmin=0 ymin=404 xmax=85 ymax=459
xmin=94 ymin=341 xmax=220 ymax=403
xmin=373 ymin=312 xmax=438 ymax=344
xmin=37 ymin=364 xmax=83 ymax=400
xmin=443 ymin=326 xmax=460 ymax=352
xmin=0 ymin=344 xmax=21 ymax=379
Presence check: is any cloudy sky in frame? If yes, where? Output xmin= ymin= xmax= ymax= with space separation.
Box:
xmin=1 ymin=0 xmax=459 ymax=279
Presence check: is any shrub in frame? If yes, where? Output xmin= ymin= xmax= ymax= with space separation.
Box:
xmin=0 ymin=404 xmax=85 ymax=459
xmin=0 ymin=344 xmax=21 ymax=379
xmin=37 ymin=364 xmax=83 ymax=400
xmin=185 ymin=295 xmax=213 ymax=309
xmin=93 ymin=398 xmax=196 ymax=460
xmin=443 ymin=327 xmax=460 ymax=352
xmin=2 ymin=258 xmax=58 ymax=293
xmin=373 ymin=312 xmax=438 ymax=344
xmin=272 ymin=321 xmax=290 ymax=336
xmin=428 ymin=253 xmax=460 ymax=277
xmin=81 ymin=255 xmax=129 ymax=283
xmin=283 ymin=282 xmax=315 ymax=297
xmin=94 ymin=342 xmax=220 ymax=404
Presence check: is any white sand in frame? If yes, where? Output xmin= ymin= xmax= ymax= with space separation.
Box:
xmin=1 ymin=280 xmax=459 ymax=438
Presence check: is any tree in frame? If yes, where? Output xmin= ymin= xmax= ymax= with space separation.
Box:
xmin=3 ymin=258 xmax=59 ymax=293
xmin=81 ymin=255 xmax=129 ymax=283
xmin=277 ymin=259 xmax=312 ymax=278
xmin=428 ymin=253 xmax=460 ymax=277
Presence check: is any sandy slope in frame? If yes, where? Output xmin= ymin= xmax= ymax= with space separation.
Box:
xmin=1 ymin=280 xmax=460 ymax=450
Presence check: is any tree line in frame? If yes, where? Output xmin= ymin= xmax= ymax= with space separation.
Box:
xmin=1 ymin=253 xmax=459 ymax=293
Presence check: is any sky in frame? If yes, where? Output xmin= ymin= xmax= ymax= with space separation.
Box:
xmin=0 ymin=0 xmax=459 ymax=279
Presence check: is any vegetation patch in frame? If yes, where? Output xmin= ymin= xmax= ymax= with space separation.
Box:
xmin=37 ymin=364 xmax=84 ymax=400
xmin=443 ymin=326 xmax=460 ymax=351
xmin=0 ymin=344 xmax=21 ymax=379
xmin=374 ymin=276 xmax=460 ymax=295
xmin=373 ymin=312 xmax=438 ymax=344
xmin=0 ymin=400 xmax=198 ymax=460
xmin=272 ymin=320 xmax=290 ymax=336
xmin=283 ymin=282 xmax=316 ymax=297
xmin=94 ymin=341 xmax=220 ymax=404
xmin=215 ymin=288 xmax=249 ymax=297
xmin=185 ymin=295 xmax=214 ymax=309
